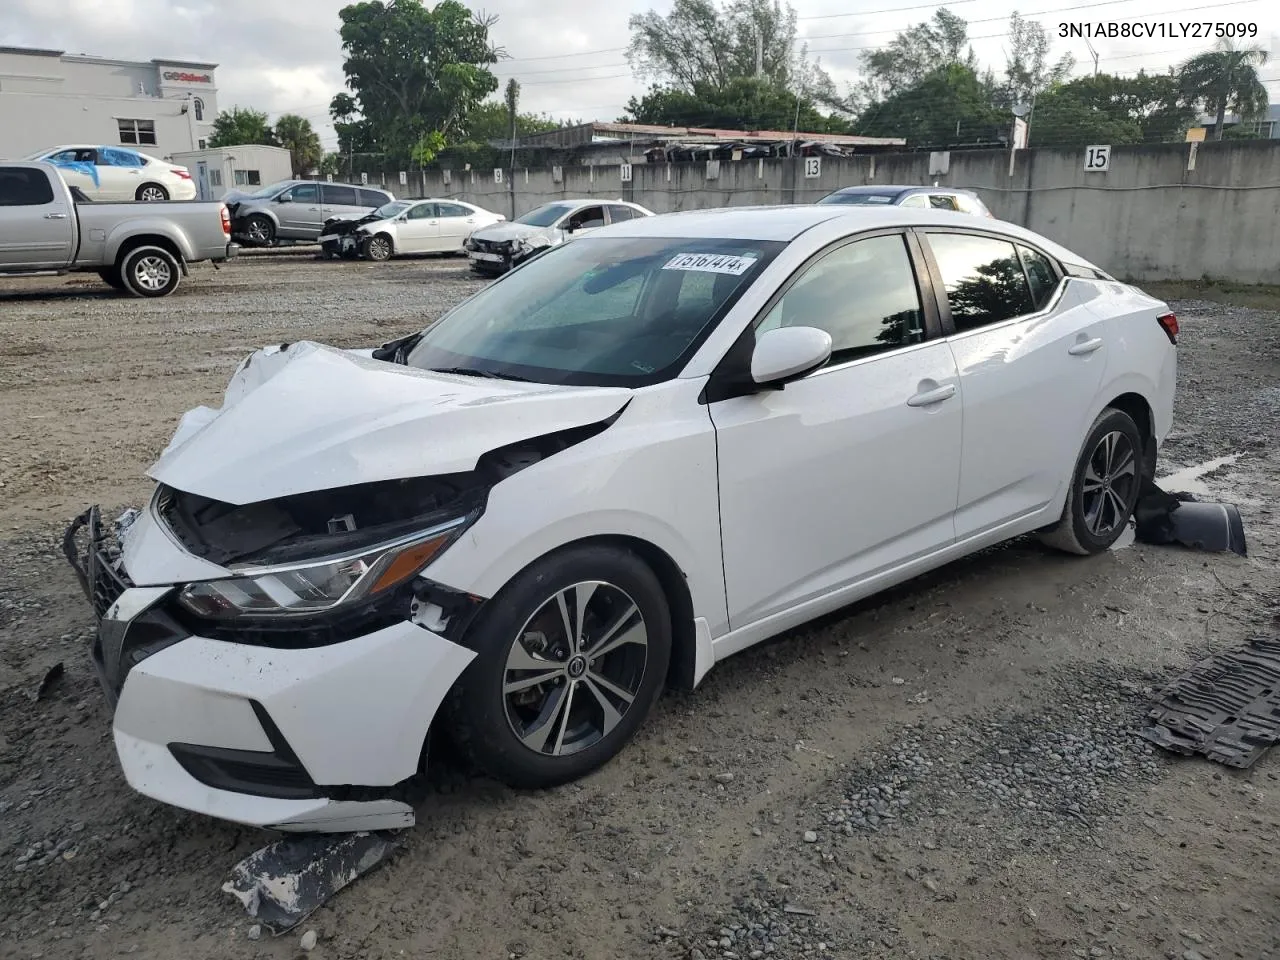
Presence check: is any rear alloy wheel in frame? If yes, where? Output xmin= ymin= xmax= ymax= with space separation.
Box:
xmin=446 ymin=546 xmax=671 ymax=788
xmin=135 ymin=183 xmax=169 ymax=201
xmin=1039 ymin=407 xmax=1144 ymax=555
xmin=120 ymin=246 xmax=181 ymax=298
xmin=362 ymin=234 xmax=393 ymax=261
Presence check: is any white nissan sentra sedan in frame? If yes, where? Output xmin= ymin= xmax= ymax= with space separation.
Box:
xmin=66 ymin=205 xmax=1177 ymax=832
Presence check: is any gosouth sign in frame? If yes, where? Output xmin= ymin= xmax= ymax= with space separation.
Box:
xmin=163 ymin=71 xmax=212 ymax=83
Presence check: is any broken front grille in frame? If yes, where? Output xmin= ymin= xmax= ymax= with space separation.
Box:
xmin=63 ymin=506 xmax=133 ymax=618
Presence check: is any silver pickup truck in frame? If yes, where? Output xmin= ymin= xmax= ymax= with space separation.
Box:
xmin=0 ymin=161 xmax=238 ymax=297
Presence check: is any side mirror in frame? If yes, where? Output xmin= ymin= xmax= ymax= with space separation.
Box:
xmin=277 ymin=194 xmax=291 ymax=203
xmin=750 ymin=326 xmax=832 ymax=387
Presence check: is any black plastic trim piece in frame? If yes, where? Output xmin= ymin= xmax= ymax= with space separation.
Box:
xmin=170 ymin=701 xmax=320 ymax=800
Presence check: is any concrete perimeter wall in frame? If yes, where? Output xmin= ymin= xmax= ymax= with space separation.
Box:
xmin=362 ymin=140 xmax=1280 ymax=284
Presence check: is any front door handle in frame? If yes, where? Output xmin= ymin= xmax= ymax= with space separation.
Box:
xmin=1068 ymin=337 xmax=1104 ymax=356
xmin=907 ymin=383 xmax=957 ymax=407
xmin=44 ymin=212 xmax=69 ymax=219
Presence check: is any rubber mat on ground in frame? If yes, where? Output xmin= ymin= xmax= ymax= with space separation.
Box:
xmin=1140 ymin=636 xmax=1280 ymax=768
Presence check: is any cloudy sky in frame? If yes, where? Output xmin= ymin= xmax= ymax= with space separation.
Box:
xmin=2 ymin=0 xmax=1277 ymax=149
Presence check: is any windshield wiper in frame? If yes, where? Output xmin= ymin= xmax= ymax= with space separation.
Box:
xmin=427 ymin=366 xmax=532 ymax=382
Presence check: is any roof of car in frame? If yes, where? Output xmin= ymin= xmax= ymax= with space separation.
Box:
xmin=596 ymin=204 xmax=1089 ymax=260
xmin=829 ymin=184 xmax=980 ymax=196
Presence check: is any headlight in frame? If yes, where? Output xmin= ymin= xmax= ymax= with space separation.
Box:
xmin=176 ymin=519 xmax=465 ymax=620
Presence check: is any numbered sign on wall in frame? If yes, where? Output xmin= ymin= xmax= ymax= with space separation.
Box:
xmin=803 ymin=156 xmax=821 ymax=179
xmin=360 ymin=172 xmax=369 ymax=184
xmin=326 ymin=174 xmax=333 ymax=182
xmin=1084 ymin=145 xmax=1111 ymax=172
xmin=620 ymin=163 xmax=633 ymax=182
xmin=494 ymin=168 xmax=504 ymax=183
xmin=398 ymin=170 xmax=407 ymax=185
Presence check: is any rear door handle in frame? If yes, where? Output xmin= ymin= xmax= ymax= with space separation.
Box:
xmin=308 ymin=207 xmax=321 ymax=211
xmin=1068 ymin=337 xmax=1104 ymax=356
xmin=907 ymin=383 xmax=957 ymax=407
xmin=44 ymin=212 xmax=69 ymax=219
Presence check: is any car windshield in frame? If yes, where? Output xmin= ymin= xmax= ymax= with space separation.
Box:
xmin=515 ymin=202 xmax=575 ymax=227
xmin=247 ymin=180 xmax=295 ymax=199
xmin=405 ymin=236 xmax=785 ymax=387
xmin=818 ymin=192 xmax=898 ymax=205
xmin=373 ymin=201 xmax=412 ymax=219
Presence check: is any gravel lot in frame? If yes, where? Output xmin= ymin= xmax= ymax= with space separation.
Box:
xmin=1 ymin=253 xmax=1279 ymax=960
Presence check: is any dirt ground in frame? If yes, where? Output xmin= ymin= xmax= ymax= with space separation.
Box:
xmin=1 ymin=253 xmax=1278 ymax=960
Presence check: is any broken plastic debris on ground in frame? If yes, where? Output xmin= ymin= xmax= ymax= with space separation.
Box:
xmin=222 ymin=831 xmax=398 ymax=934
xmin=1142 ymin=636 xmax=1280 ymax=768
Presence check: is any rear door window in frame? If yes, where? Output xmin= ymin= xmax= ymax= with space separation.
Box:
xmin=0 ymin=167 xmax=55 ymax=205
xmin=926 ymin=232 xmax=1036 ymax=332
xmin=928 ymin=194 xmax=959 ymax=210
xmin=606 ymin=204 xmax=637 ymax=223
xmin=436 ymin=202 xmax=471 ymax=218
xmin=321 ymin=184 xmax=358 ymax=206
xmin=898 ymin=194 xmax=929 ymax=209
xmin=1018 ymin=245 xmax=1060 ymax=310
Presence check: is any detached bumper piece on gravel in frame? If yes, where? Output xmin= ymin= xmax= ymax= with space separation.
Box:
xmin=1141 ymin=636 xmax=1280 ymax=768
xmin=222 ymin=832 xmax=398 ymax=934
xmin=1133 ymin=479 xmax=1247 ymax=555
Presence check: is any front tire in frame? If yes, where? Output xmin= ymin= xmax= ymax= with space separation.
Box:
xmin=445 ymin=545 xmax=671 ymax=788
xmin=135 ymin=183 xmax=169 ymax=201
xmin=244 ymin=215 xmax=275 ymax=247
xmin=1039 ymin=407 xmax=1145 ymax=555
xmin=362 ymin=234 xmax=393 ymax=261
xmin=119 ymin=246 xmax=181 ymax=298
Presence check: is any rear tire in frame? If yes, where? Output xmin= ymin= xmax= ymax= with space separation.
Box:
xmin=135 ymin=183 xmax=169 ymax=202
xmin=1038 ymin=407 xmax=1145 ymax=555
xmin=119 ymin=246 xmax=181 ymax=298
xmin=445 ymin=545 xmax=671 ymax=789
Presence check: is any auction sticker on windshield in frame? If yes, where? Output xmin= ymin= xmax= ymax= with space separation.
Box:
xmin=662 ymin=253 xmax=758 ymax=275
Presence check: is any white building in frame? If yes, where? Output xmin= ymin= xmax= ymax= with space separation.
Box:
xmin=170 ymin=145 xmax=294 ymax=201
xmin=0 ymin=45 xmax=219 ymax=160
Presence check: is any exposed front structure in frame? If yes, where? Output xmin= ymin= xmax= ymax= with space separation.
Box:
xmin=0 ymin=45 xmax=218 ymax=160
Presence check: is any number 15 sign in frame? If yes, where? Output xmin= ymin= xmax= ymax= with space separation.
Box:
xmin=1084 ymin=144 xmax=1111 ymax=172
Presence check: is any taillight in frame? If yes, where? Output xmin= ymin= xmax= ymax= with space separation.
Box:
xmin=220 ymin=205 xmax=231 ymax=236
xmin=172 ymin=168 xmax=192 ymax=180
xmin=1157 ymin=312 xmax=1178 ymax=344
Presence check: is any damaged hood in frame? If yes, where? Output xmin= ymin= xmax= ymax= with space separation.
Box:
xmin=472 ymin=221 xmax=562 ymax=245
xmin=149 ymin=342 xmax=631 ymax=505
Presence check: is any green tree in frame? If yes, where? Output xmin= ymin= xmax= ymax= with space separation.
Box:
xmin=208 ymin=106 xmax=276 ymax=148
xmin=1028 ymin=71 xmax=1196 ymax=147
xmin=319 ymin=152 xmax=343 ymax=176
xmin=622 ymin=76 xmax=850 ymax=132
xmin=458 ymin=100 xmax=561 ymax=143
xmin=1000 ymin=12 xmax=1074 ymax=107
xmin=330 ymin=0 xmax=500 ymax=166
xmin=627 ymin=0 xmax=827 ymax=93
xmin=273 ymin=114 xmax=323 ymax=176
xmin=857 ymin=9 xmax=976 ymax=104
xmin=856 ymin=64 xmax=1004 ymax=147
xmin=1178 ymin=40 xmax=1270 ymax=139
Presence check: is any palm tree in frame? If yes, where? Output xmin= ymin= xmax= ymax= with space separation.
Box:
xmin=273 ymin=114 xmax=324 ymax=176
xmin=1178 ymin=40 xmax=1270 ymax=140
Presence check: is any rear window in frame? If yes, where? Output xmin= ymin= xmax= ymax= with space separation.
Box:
xmin=0 ymin=167 xmax=55 ymax=206
xmin=818 ymin=192 xmax=896 ymax=205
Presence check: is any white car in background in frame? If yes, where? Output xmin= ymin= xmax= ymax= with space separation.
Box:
xmin=322 ymin=198 xmax=506 ymax=261
xmin=24 ymin=145 xmax=196 ymax=201
xmin=66 ymin=205 xmax=1176 ymax=832
xmin=465 ymin=198 xmax=653 ymax=275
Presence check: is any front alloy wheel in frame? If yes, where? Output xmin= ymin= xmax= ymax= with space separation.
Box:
xmin=445 ymin=545 xmax=671 ymax=788
xmin=503 ymin=581 xmax=648 ymax=757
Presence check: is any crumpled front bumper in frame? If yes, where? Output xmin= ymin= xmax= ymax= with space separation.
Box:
xmin=62 ymin=506 xmax=476 ymax=832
